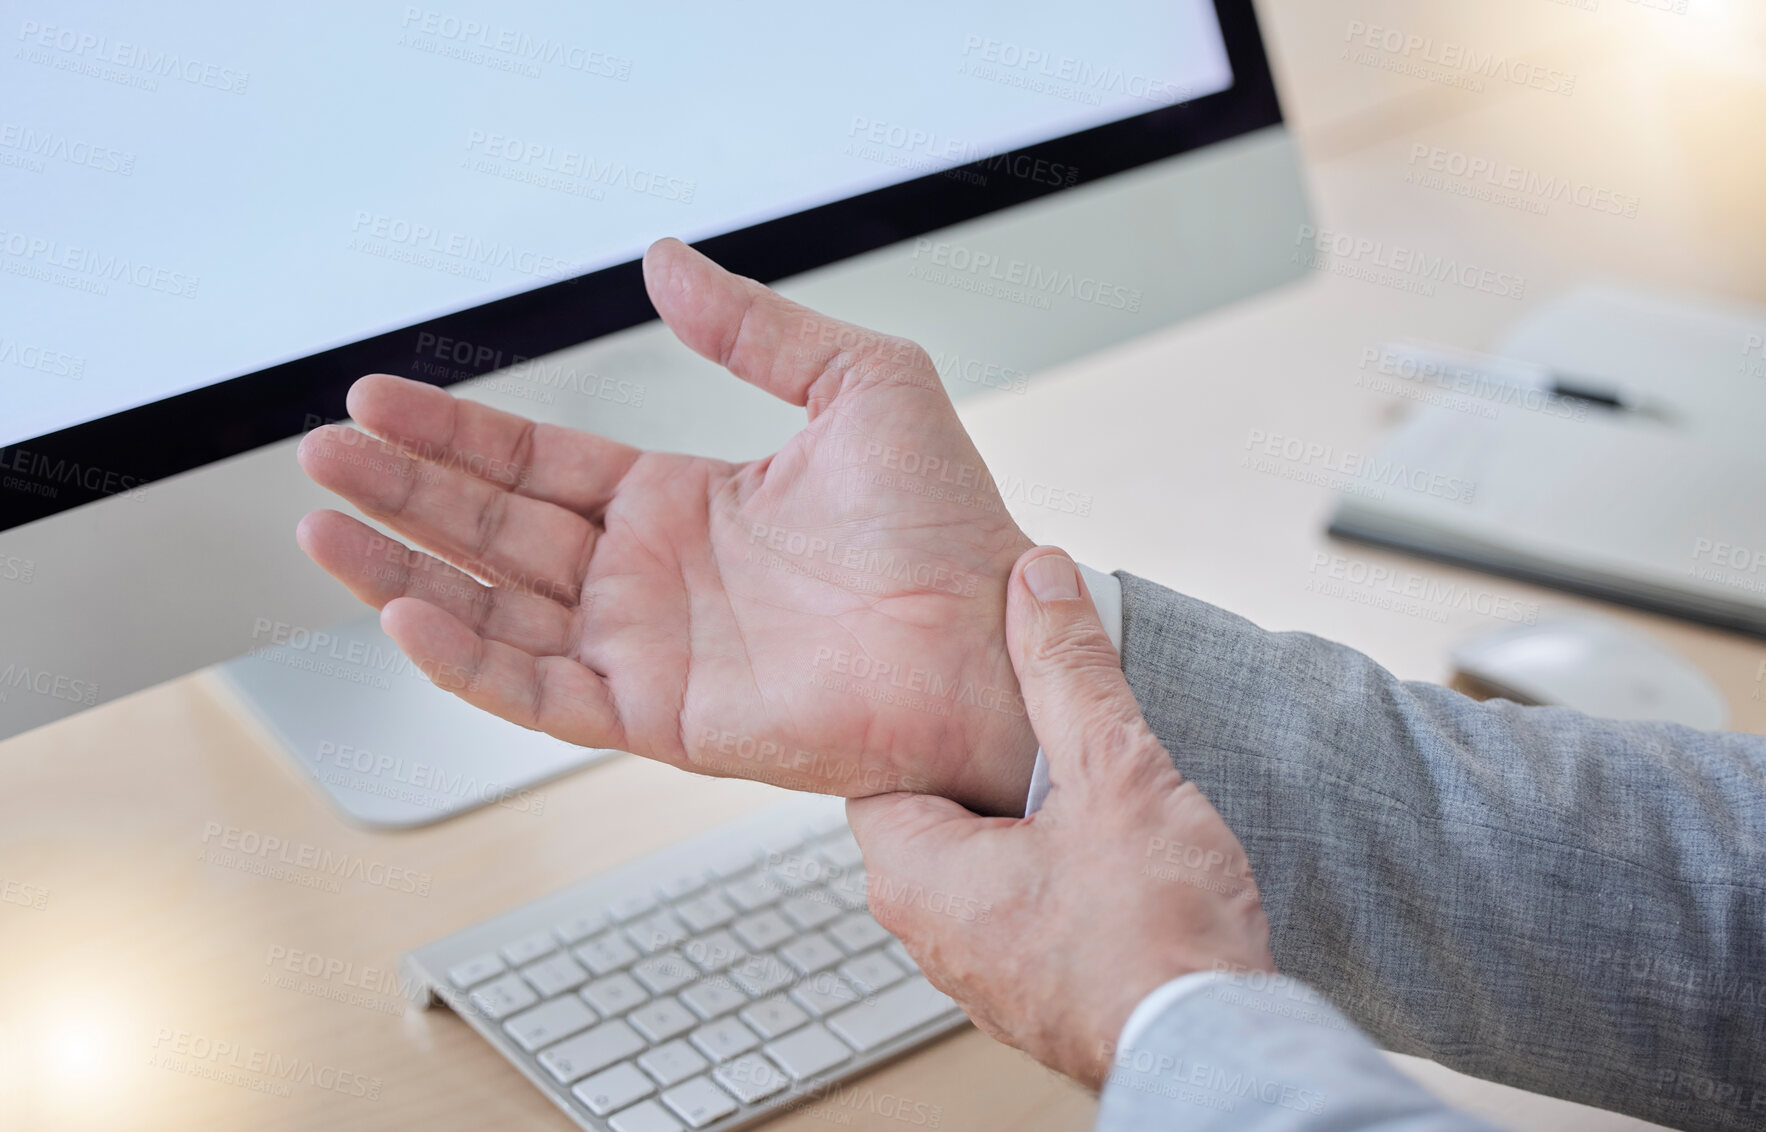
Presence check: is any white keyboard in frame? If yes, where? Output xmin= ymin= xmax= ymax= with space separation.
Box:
xmin=404 ymin=795 xmax=968 ymax=1131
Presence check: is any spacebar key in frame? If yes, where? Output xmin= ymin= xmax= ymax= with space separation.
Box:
xmin=826 ymin=976 xmax=956 ymax=1053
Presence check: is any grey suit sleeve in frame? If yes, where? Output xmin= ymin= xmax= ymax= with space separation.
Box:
xmin=1098 ymin=977 xmax=1500 ymax=1131
xmin=1115 ymin=572 xmax=1766 ymax=1132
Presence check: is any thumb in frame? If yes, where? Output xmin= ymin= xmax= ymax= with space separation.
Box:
xmin=1008 ymin=547 xmax=1166 ymax=782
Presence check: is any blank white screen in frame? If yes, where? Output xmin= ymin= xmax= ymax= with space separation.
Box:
xmin=1 ymin=1 xmax=1231 ymax=446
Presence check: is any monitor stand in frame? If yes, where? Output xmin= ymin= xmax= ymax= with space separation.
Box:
xmin=197 ymin=125 xmax=1312 ymax=828
xmin=216 ymin=614 xmax=613 ymax=829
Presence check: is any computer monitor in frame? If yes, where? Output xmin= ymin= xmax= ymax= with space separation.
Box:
xmin=0 ymin=1 xmax=1308 ymax=815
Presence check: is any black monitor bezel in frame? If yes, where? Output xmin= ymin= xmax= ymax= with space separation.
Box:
xmin=0 ymin=0 xmax=1283 ymax=530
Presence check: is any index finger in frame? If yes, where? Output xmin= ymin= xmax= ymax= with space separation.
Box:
xmin=346 ymin=373 xmax=643 ymax=519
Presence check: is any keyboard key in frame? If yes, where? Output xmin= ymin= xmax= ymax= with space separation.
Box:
xmin=538 ymin=1019 xmax=645 ymax=1085
xmin=714 ymin=1052 xmax=789 ymax=1104
xmin=780 ymin=893 xmax=840 ymax=930
xmin=446 ymin=953 xmax=504 ymax=989
xmin=828 ymin=873 xmax=869 ymax=909
xmin=680 ymin=976 xmax=748 ymax=1020
xmin=630 ymin=997 xmax=698 ymax=1043
xmin=521 ymin=952 xmax=589 ymax=998
xmin=826 ymin=976 xmax=956 ymax=1052
xmin=674 ymin=891 xmax=736 ymax=933
xmin=609 ymin=892 xmax=658 ymax=922
xmin=557 ymin=910 xmax=610 ymax=945
xmin=501 ymin=929 xmax=557 ymax=967
xmin=731 ymin=910 xmax=794 ymax=952
xmin=752 ymin=866 xmax=802 ymax=897
xmin=625 ymin=911 xmax=685 ymax=953
xmin=632 ymin=952 xmax=698 ymax=995
xmin=823 ymin=860 xmax=868 ymax=904
xmin=760 ymin=860 xmax=821 ymax=894
xmin=504 ymin=995 xmax=597 ymax=1052
xmin=803 ymin=969 xmax=867 ymax=1010
xmin=657 ymin=869 xmax=709 ymax=901
xmin=839 ymin=950 xmax=906 ymax=995
xmin=609 ymin=1099 xmax=685 ymax=1132
xmin=626 ymin=910 xmax=690 ymax=954
xmin=710 ymin=850 xmax=761 ymax=880
xmin=828 ymin=912 xmax=890 ymax=955
xmin=722 ymin=872 xmax=783 ymax=911
xmin=740 ymin=994 xmax=809 ymax=1040
xmin=583 ymin=972 xmax=650 ymax=1016
xmin=816 ymin=836 xmax=864 ymax=870
xmin=573 ymin=1060 xmax=656 ymax=1117
xmin=771 ymin=839 xmax=832 ymax=876
xmin=682 ymin=930 xmax=746 ymax=973
xmin=690 ymin=1015 xmax=759 ymax=1063
xmin=575 ymin=930 xmax=641 ymax=975
xmin=660 ymin=1076 xmax=739 ymax=1128
xmin=468 ymin=973 xmax=538 ymax=1020
xmin=780 ymin=932 xmax=843 ymax=975
xmin=789 ymin=972 xmax=861 ymax=1018
xmin=764 ymin=1022 xmax=854 ymax=1081
xmin=638 ymin=1038 xmax=709 ymax=1087
xmin=728 ymin=952 xmax=795 ymax=998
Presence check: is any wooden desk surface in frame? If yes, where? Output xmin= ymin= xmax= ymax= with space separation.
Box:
xmin=0 ymin=675 xmax=1096 ymax=1131
xmin=4 ymin=3 xmax=1763 ymax=1130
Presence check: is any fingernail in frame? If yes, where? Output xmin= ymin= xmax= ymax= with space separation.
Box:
xmin=1024 ymin=553 xmax=1080 ymax=602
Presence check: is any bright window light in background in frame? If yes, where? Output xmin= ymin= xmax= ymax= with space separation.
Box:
xmin=43 ymin=1015 xmax=116 ymax=1087
xmin=7 ymin=994 xmax=136 ymax=1126
xmin=1650 ymin=0 xmax=1766 ymax=73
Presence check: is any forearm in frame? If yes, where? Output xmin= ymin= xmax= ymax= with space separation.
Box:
xmin=1116 ymin=572 xmax=1766 ymax=1131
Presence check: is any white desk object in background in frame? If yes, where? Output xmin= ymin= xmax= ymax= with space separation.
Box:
xmin=1331 ymin=288 xmax=1766 ymax=636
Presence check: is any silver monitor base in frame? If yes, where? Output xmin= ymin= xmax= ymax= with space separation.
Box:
xmin=217 ymin=613 xmax=614 ymax=829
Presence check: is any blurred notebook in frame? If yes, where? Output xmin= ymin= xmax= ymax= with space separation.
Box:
xmin=1330 ymin=287 xmax=1766 ymax=637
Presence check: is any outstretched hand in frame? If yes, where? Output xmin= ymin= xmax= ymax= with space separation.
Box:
xmin=296 ymin=238 xmax=1039 ymax=815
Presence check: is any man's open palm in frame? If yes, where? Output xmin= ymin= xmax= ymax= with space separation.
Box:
xmin=297 ymin=239 xmax=1038 ymax=814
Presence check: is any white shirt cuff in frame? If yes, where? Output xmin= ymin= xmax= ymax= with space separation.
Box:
xmin=1116 ymin=971 xmax=1228 ymax=1051
xmin=1023 ymin=563 xmax=1122 ymax=816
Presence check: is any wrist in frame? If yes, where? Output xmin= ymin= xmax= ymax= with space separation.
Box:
xmin=958 ymin=710 xmax=1041 ymax=817
xmin=1072 ymin=962 xmax=1196 ymax=1089
xmin=946 ymin=533 xmax=1042 ymax=815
